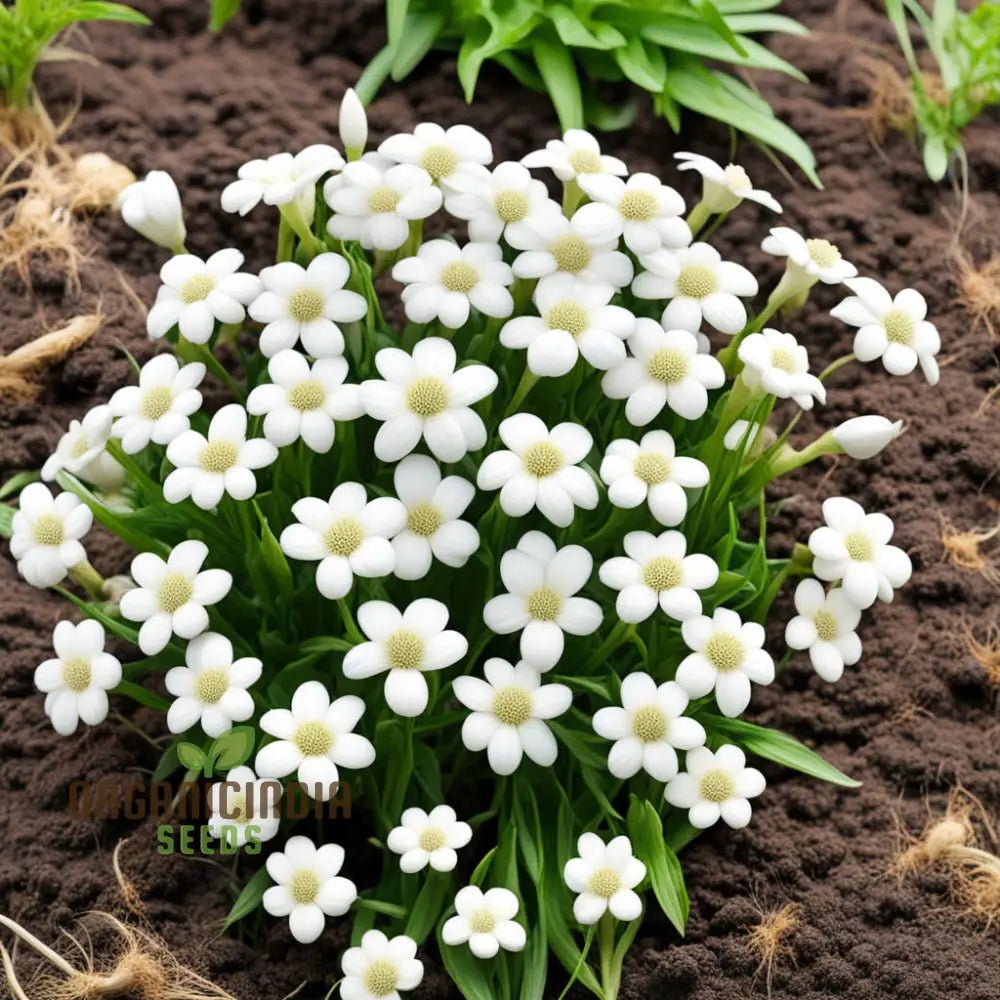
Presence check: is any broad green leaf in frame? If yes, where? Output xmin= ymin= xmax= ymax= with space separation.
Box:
xmin=222 ymin=866 xmax=272 ymax=931
xmin=390 ymin=11 xmax=447 ymax=81
xmin=627 ymin=796 xmax=689 ymax=934
xmin=209 ymin=0 xmax=241 ymax=30
xmin=615 ymin=36 xmax=666 ymax=92
xmin=438 ymin=930 xmax=496 ymax=1000
xmin=404 ymin=870 xmax=452 ymax=944
xmin=386 ymin=0 xmax=410 ymax=52
xmin=177 ymin=742 xmax=206 ymax=772
xmin=693 ymin=0 xmax=748 ymax=56
xmin=549 ymin=4 xmax=623 ymax=49
xmin=212 ymin=725 xmax=256 ymax=770
xmin=532 ymin=37 xmax=584 ymax=130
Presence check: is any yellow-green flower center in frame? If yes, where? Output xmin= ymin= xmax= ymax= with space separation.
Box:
xmin=883 ymin=307 xmax=915 ymax=345
xmin=324 ymin=517 xmax=364 ymax=557
xmin=32 ymin=513 xmax=64 ymax=546
xmin=527 ymin=587 xmax=561 ymax=621
xmin=699 ymin=768 xmax=735 ymax=803
xmin=364 ymin=960 xmax=399 ymax=998
xmin=157 ymin=572 xmax=194 ymax=613
xmin=676 ymin=264 xmax=717 ymax=299
xmin=495 ymin=189 xmax=529 ymax=223
xmin=551 ymin=235 xmax=591 ymax=274
xmin=288 ymin=288 xmax=325 ymax=323
xmin=632 ymin=704 xmax=668 ymax=743
xmin=806 ymin=238 xmax=840 ymax=270
xmin=619 ymin=190 xmax=657 ymax=221
xmin=468 ymin=909 xmax=497 ymax=934
xmin=194 ymin=667 xmax=229 ymax=704
xmin=633 ymin=452 xmax=670 ymax=485
xmin=180 ymin=274 xmax=215 ymax=304
xmin=705 ymin=633 xmax=745 ymax=672
xmin=62 ymin=656 xmax=92 ymax=692
xmin=647 ymin=348 xmax=688 ymax=385
xmin=770 ymin=347 xmax=797 ymax=373
xmin=406 ymin=501 xmax=441 ymax=537
xmin=225 ymin=791 xmax=247 ymax=822
xmin=141 ymin=386 xmax=174 ymax=421
xmin=814 ymin=609 xmax=838 ymax=642
xmin=441 ymin=261 xmax=479 ymax=294
xmin=420 ymin=144 xmax=458 ymax=181
xmin=406 ymin=376 xmax=448 ymax=417
xmin=200 ymin=440 xmax=239 ymax=473
xmin=546 ymin=301 xmax=589 ymax=338
xmin=493 ymin=685 xmax=532 ymax=727
xmin=522 ymin=441 xmax=562 ymax=478
xmin=385 ymin=629 xmax=425 ymax=670
xmin=643 ymin=556 xmax=683 ymax=592
xmin=845 ymin=532 xmax=873 ymax=562
xmin=368 ymin=187 xmax=400 ymax=213
xmin=723 ymin=164 xmax=752 ymax=191
xmin=588 ymin=867 xmax=622 ymax=898
xmin=288 ymin=379 xmax=326 ymax=411
xmin=70 ymin=435 xmax=91 ymax=458
xmin=418 ymin=826 xmax=447 ymax=852
xmin=294 ymin=720 xmax=334 ymax=756
xmin=289 ymin=869 xmax=320 ymax=904
xmin=568 ymin=150 xmax=603 ymax=175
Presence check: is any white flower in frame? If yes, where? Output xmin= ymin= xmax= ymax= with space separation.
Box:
xmin=831 ymin=415 xmax=903 ymax=460
xmin=442 ymin=886 xmax=525 ymax=958
xmin=499 ymin=274 xmax=635 ymax=377
xmin=784 ymin=579 xmax=862 ymax=683
xmin=483 ymin=531 xmax=602 ymax=670
xmin=248 ymin=253 xmax=368 ymax=358
xmin=256 ymin=681 xmax=376 ymax=799
xmin=454 ymin=658 xmax=572 ymax=775
xmin=830 ymin=277 xmax=941 ymax=385
xmin=10 ymin=483 xmax=92 ymax=588
xmin=115 ymin=170 xmax=186 ymax=251
xmin=263 ymin=835 xmax=357 ymax=943
xmin=807 ymin=497 xmax=911 ymax=608
xmin=279 ymin=482 xmax=406 ymax=600
xmin=34 ymin=619 xmax=122 ymax=736
xmin=344 ymin=599 xmax=468 ymax=717
xmin=674 ymin=153 xmax=782 ymax=214
xmin=325 ymin=157 xmax=442 ymax=251
xmin=592 ymin=673 xmax=705 ymax=781
xmin=664 ymin=744 xmax=766 ymax=829
xmin=393 ymin=240 xmax=514 ymax=328
xmin=386 ymin=805 xmax=472 ymax=874
xmin=738 ymin=328 xmax=826 ymax=410
xmin=563 ymin=834 xmax=647 ymax=925
xmin=599 ymin=431 xmax=709 ymax=527
xmin=164 ymin=404 xmax=277 ymax=509
xmin=207 ymin=765 xmax=282 ymax=847
xmin=599 ymin=531 xmax=718 ymax=624
xmin=575 ymin=172 xmax=689 ymax=254
xmin=477 ymin=414 xmax=597 ymax=527
xmin=119 ymin=539 xmax=232 ymax=655
xmin=521 ymin=129 xmax=627 ymax=182
xmin=507 ymin=207 xmax=633 ymax=288
xmin=339 ymin=87 xmax=368 ymax=156
xmin=761 ymin=227 xmax=857 ymax=285
xmin=390 ymin=455 xmax=479 ymax=580
xmin=361 ymin=338 xmax=497 ymax=463
xmin=602 ymin=320 xmax=725 ymax=424
xmin=378 ymin=122 xmax=493 ymax=188
xmin=676 ymin=607 xmax=775 ymax=717
xmin=247 ymin=350 xmax=362 ymax=453
xmin=222 ymin=145 xmax=344 ymax=216
xmin=341 ymin=931 xmax=424 ymax=1000
xmin=42 ymin=404 xmax=124 ymax=493
xmin=633 ymin=243 xmax=758 ymax=335
xmin=164 ymin=632 xmax=260 ymax=737
xmin=146 ymin=249 xmax=262 ymax=344
xmin=443 ymin=160 xmax=552 ymax=242
xmin=108 ymin=355 xmax=205 ymax=454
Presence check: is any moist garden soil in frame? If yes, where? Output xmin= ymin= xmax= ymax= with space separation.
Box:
xmin=3 ymin=0 xmax=1000 ymax=997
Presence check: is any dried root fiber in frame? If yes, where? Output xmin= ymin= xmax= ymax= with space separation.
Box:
xmin=747 ymin=901 xmax=800 ymax=997
xmin=0 ymin=313 xmax=101 ymax=400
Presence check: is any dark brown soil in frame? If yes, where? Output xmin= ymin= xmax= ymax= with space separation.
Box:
xmin=3 ymin=0 xmax=1000 ymax=997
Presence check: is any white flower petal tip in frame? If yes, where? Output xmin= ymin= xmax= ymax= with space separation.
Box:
xmin=665 ymin=744 xmax=766 ymax=830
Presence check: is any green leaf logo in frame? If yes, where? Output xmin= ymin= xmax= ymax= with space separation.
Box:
xmin=176 ymin=726 xmax=256 ymax=778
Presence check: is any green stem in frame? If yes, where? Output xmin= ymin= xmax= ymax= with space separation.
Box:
xmin=582 ymin=621 xmax=631 ymax=674
xmin=562 ymin=179 xmax=584 ymax=215
xmin=69 ymin=560 xmax=105 ymax=600
xmin=597 ymin=912 xmax=619 ymax=1000
xmin=818 ymin=352 xmax=857 ymax=382
xmin=503 ymin=367 xmax=539 ymax=418
xmin=338 ymin=599 xmax=365 ymax=644
xmin=685 ymin=199 xmax=712 ymax=238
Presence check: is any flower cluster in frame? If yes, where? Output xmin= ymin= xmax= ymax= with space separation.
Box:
xmin=2 ymin=89 xmax=933 ymax=1000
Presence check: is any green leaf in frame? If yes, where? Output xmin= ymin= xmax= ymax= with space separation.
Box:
xmin=222 ymin=866 xmax=272 ymax=932
xmin=0 ymin=504 xmax=12 ymax=538
xmin=374 ymin=719 xmax=413 ymax=829
xmin=208 ymin=0 xmax=241 ymax=30
xmin=532 ymin=38 xmax=584 ymax=130
xmin=549 ymin=5 xmax=624 ymax=49
xmin=438 ymin=930 xmax=496 ymax=1000
xmin=386 ymin=0 xmax=410 ymax=52
xmin=626 ymin=796 xmax=689 ymax=935
xmin=113 ymin=679 xmax=171 ymax=712
xmin=64 ymin=2 xmax=151 ymax=26
xmin=0 ymin=470 xmax=38 ymax=501
xmin=212 ymin=725 xmax=256 ymax=770
xmin=404 ymin=870 xmax=452 ymax=944
xmin=615 ymin=36 xmax=667 ymax=92
xmin=153 ymin=739 xmax=182 ymax=781
xmin=56 ymin=589 xmax=141 ymax=645
xmin=519 ymin=900 xmax=549 ymax=1000
xmin=177 ymin=742 xmax=206 ymax=772
xmin=252 ymin=501 xmax=294 ymax=611
xmin=694 ymin=0 xmax=749 ymax=56
xmin=469 ymin=848 xmax=497 ymax=887
xmin=390 ymin=11 xmax=446 ymax=81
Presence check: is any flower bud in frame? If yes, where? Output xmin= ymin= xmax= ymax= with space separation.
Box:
xmin=339 ymin=88 xmax=368 ymax=159
xmin=115 ymin=170 xmax=186 ymax=252
xmin=832 ymin=415 xmax=903 ymax=460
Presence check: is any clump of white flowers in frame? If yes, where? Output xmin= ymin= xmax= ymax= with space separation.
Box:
xmin=3 ymin=93 xmax=935 ymax=1000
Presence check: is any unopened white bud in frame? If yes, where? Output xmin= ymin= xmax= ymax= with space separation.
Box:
xmin=339 ymin=88 xmax=368 ymax=159
xmin=832 ymin=415 xmax=903 ymax=460
xmin=115 ymin=170 xmax=186 ymax=252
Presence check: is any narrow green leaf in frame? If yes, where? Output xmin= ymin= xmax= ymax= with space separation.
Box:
xmin=438 ymin=931 xmax=496 ymax=1000
xmin=390 ymin=11 xmax=446 ymax=81
xmin=386 ymin=0 xmax=410 ymax=52
xmin=222 ymin=866 xmax=272 ymax=931
xmin=404 ymin=870 xmax=452 ymax=944
xmin=56 ymin=589 xmax=142 ymax=645
xmin=113 ymin=679 xmax=171 ymax=712
xmin=0 ymin=504 xmax=12 ymax=538
xmin=626 ymin=797 xmax=689 ymax=935
xmin=208 ymin=0 xmax=241 ymax=31
xmin=532 ymin=38 xmax=584 ymax=130
xmin=694 ymin=0 xmax=749 ymax=56
xmin=0 ymin=470 xmax=38 ymax=501
xmin=615 ymin=36 xmax=666 ymax=92
xmin=549 ymin=4 xmax=623 ymax=49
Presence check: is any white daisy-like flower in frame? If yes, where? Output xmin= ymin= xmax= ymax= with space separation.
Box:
xmin=146 ymin=249 xmax=262 ymax=344
xmin=599 ymin=431 xmax=709 ymax=527
xmin=393 ymin=240 xmax=514 ymax=328
xmin=343 ymin=599 xmax=468 ymax=717
xmin=575 ymin=172 xmax=689 ymax=255
xmin=483 ymin=531 xmax=602 ymax=670
xmin=378 ymin=122 xmax=493 ymax=188
xmin=248 ymin=253 xmax=368 ymax=358
xmin=477 ymin=414 xmax=598 ymax=527
xmin=221 ymin=145 xmax=344 ymax=216
xmin=499 ymin=273 xmax=635 ymax=377
xmin=563 ymin=834 xmax=647 ymax=925
xmin=390 ymin=454 xmax=479 ymax=580
xmin=41 ymin=404 xmax=124 ymax=493
xmin=602 ymin=320 xmax=725 ymax=424
xmin=115 ymin=169 xmax=186 ymax=251
xmin=807 ymin=497 xmax=912 ymax=608
xmin=34 ymin=619 xmax=122 ymax=736
xmin=442 ymin=886 xmax=526 ymax=958
xmin=521 ymin=129 xmax=627 ymax=182
xmin=761 ymin=227 xmax=857 ymax=285
xmin=832 ymin=415 xmax=904 ymax=460
xmin=206 ymin=765 xmax=282 ymax=847
xmin=443 ymin=160 xmax=553 ymax=242
xmin=10 ymin=483 xmax=92 ymax=588
xmin=325 ymin=156 xmax=443 ymax=251
xmin=279 ymin=482 xmax=406 ymax=600
xmin=738 ymin=328 xmax=826 ymax=410
xmin=453 ymin=658 xmax=572 ymax=775
xmin=599 ymin=530 xmax=719 ymax=624
xmin=263 ymin=835 xmax=357 ymax=944
xmin=592 ymin=673 xmax=705 ymax=781
xmin=361 ymin=338 xmax=497 ymax=463
xmin=164 ymin=404 xmax=277 ymax=510
xmin=386 ymin=805 xmax=472 ymax=874
xmin=784 ymin=578 xmax=863 ymax=683
xmin=255 ymin=681 xmax=376 ymax=799
xmin=830 ymin=277 xmax=941 ymax=385
xmin=247 ymin=350 xmax=362 ymax=453
xmin=674 ymin=152 xmax=782 ymax=214
xmin=108 ymin=355 xmax=206 ymax=454
xmin=164 ymin=631 xmax=260 ymax=737
xmin=507 ymin=207 xmax=633 ymax=288
xmin=676 ymin=607 xmax=775 ymax=717
xmin=340 ymin=930 xmax=424 ymax=1000
xmin=633 ymin=243 xmax=758 ymax=335
xmin=119 ymin=539 xmax=232 ymax=655
xmin=664 ymin=744 xmax=766 ymax=830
